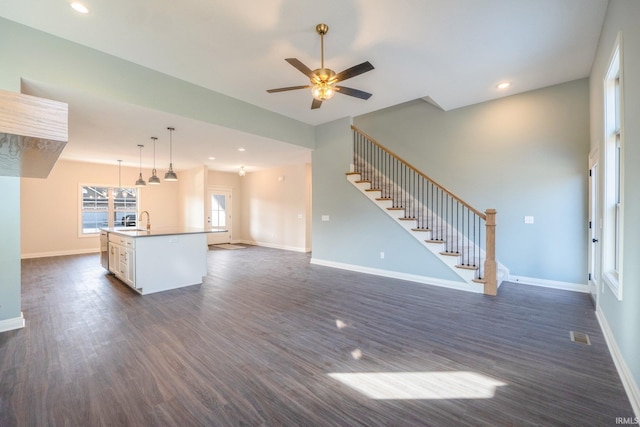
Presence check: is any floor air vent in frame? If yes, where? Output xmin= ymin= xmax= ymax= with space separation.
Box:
xmin=570 ymin=331 xmax=591 ymax=345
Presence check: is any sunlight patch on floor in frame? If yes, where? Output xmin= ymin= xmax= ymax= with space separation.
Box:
xmin=328 ymin=371 xmax=507 ymax=400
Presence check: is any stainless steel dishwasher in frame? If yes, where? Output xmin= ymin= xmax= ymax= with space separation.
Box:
xmin=100 ymin=230 xmax=109 ymax=270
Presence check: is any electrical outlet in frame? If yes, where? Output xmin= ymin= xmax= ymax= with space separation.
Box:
xmin=380 ymin=251 xmax=385 ymax=259
xmin=321 ymin=215 xmax=330 ymax=221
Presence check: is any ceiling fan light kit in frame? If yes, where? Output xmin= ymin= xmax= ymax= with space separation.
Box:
xmin=267 ymin=23 xmax=374 ymax=109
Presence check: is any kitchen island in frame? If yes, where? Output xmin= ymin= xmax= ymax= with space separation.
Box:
xmin=101 ymin=227 xmax=209 ymax=295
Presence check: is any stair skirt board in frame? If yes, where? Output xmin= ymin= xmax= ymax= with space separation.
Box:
xmin=347 ymin=171 xmax=509 ymax=291
xmin=310 ymin=258 xmax=484 ymax=294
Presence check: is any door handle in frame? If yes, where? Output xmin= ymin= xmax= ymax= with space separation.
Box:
xmin=592 ymin=238 xmax=598 ymax=243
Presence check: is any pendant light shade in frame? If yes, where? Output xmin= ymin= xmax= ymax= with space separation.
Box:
xmin=239 ymin=166 xmax=246 ymax=177
xmin=135 ymin=144 xmax=146 ymax=187
xmin=148 ymin=136 xmax=161 ymax=185
xmin=164 ymin=127 xmax=178 ymax=181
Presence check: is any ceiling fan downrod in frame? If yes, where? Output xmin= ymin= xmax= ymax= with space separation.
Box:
xmin=316 ymin=23 xmax=329 ymax=70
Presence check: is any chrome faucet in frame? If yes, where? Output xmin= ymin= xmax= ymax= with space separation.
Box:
xmin=139 ymin=211 xmax=150 ymax=231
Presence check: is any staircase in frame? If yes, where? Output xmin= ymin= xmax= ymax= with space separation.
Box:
xmin=347 ymin=126 xmax=508 ymax=295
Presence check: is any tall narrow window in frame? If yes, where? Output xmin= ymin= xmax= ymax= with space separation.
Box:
xmin=80 ymin=186 xmax=138 ymax=235
xmin=603 ymin=34 xmax=623 ymax=299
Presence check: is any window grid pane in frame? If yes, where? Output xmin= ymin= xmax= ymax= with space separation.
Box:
xmin=81 ymin=186 xmax=138 ymax=234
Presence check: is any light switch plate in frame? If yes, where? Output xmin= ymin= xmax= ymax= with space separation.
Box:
xmin=524 ymin=216 xmax=534 ymax=224
xmin=321 ymin=215 xmax=330 ymax=222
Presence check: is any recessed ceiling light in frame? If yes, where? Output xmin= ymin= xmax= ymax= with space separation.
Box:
xmin=238 ymin=148 xmax=245 ymax=152
xmin=497 ymin=82 xmax=511 ymax=90
xmin=70 ymin=2 xmax=89 ymax=14
xmin=208 ymin=157 xmax=216 ymax=160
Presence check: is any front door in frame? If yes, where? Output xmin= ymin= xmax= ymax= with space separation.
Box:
xmin=588 ymin=153 xmax=600 ymax=305
xmin=207 ymin=188 xmax=232 ymax=245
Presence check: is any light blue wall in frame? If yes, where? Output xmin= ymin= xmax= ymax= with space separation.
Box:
xmin=0 ymin=177 xmax=21 ymax=322
xmin=354 ymin=79 xmax=590 ymax=285
xmin=312 ymin=118 xmax=462 ymax=281
xmin=590 ymin=0 xmax=640 ymax=403
xmin=0 ymin=49 xmax=23 ymax=326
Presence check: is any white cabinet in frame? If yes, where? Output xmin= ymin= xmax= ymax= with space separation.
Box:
xmin=104 ymin=229 xmax=207 ymax=295
xmin=108 ymin=234 xmax=137 ymax=290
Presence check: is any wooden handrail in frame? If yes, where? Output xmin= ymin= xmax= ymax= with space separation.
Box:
xmin=351 ymin=125 xmax=486 ymax=220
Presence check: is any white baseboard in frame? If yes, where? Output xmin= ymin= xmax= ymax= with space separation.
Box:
xmin=310 ymin=258 xmax=484 ymax=294
xmin=0 ymin=312 xmax=25 ymax=333
xmin=21 ymin=248 xmax=99 ymax=259
xmin=596 ymin=306 xmax=640 ymax=418
xmin=237 ymin=240 xmax=310 ymax=253
xmin=508 ymin=274 xmax=588 ymax=293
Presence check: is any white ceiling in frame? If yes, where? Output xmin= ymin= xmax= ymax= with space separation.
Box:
xmin=0 ymin=0 xmax=608 ymax=172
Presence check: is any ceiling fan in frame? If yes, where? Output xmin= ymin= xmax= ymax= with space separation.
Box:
xmin=267 ymin=23 xmax=374 ymax=110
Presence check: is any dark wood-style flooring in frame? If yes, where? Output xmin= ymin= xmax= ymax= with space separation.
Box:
xmin=1 ymin=246 xmax=634 ymax=426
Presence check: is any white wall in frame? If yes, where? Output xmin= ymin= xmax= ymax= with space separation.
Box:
xmin=239 ymin=163 xmax=311 ymax=252
xmin=20 ymin=159 xmax=311 ymax=257
xmin=20 ymin=159 xmax=179 ymax=258
xmin=178 ymin=166 xmax=207 ymax=228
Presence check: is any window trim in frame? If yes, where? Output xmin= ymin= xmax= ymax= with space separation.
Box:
xmin=602 ymin=32 xmax=624 ymax=300
xmin=78 ymin=184 xmax=141 ymax=237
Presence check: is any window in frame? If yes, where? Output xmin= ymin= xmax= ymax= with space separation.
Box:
xmin=80 ymin=186 xmax=138 ymax=235
xmin=603 ymin=33 xmax=623 ymax=299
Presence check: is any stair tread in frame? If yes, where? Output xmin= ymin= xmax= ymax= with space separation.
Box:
xmin=425 ymin=239 xmax=445 ymax=244
xmin=456 ymin=264 xmax=479 ymax=271
xmin=439 ymin=251 xmax=460 ymax=257
xmin=411 ymin=228 xmax=431 ymax=232
xmin=387 ymin=207 xmax=404 ymax=210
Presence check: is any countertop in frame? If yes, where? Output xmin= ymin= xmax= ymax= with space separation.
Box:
xmin=101 ymin=227 xmax=226 ymax=238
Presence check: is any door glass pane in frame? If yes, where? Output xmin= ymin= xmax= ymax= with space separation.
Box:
xmin=211 ymin=194 xmax=226 ymax=228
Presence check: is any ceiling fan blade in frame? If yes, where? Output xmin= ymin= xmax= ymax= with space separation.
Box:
xmin=334 ymin=61 xmax=374 ymax=82
xmin=285 ymin=58 xmax=315 ymax=78
xmin=266 ymin=85 xmax=309 ymax=93
xmin=311 ymin=98 xmax=323 ymax=109
xmin=335 ymin=86 xmax=373 ymax=100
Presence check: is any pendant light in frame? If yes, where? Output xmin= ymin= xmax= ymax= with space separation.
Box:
xmin=148 ymin=136 xmax=161 ymax=185
xmin=164 ymin=127 xmax=178 ymax=181
xmin=116 ymin=159 xmax=125 ymax=197
xmin=135 ymin=144 xmax=146 ymax=187
xmin=117 ymin=159 xmax=122 ymax=189
xmin=239 ymin=166 xmax=246 ymax=177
